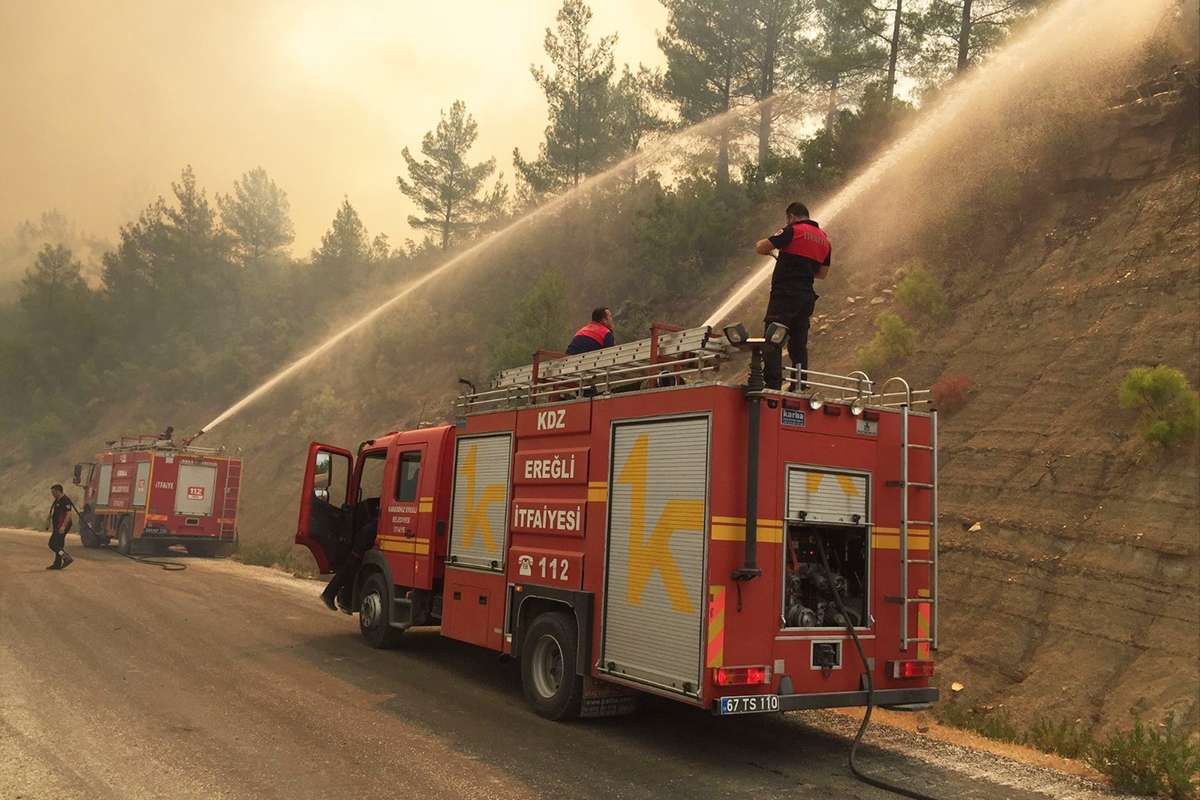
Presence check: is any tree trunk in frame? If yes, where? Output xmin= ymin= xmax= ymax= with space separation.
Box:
xmin=756 ymin=15 xmax=778 ymax=185
xmin=825 ymin=75 xmax=840 ymax=134
xmin=956 ymin=0 xmax=973 ymax=73
xmin=886 ymin=0 xmax=903 ymax=104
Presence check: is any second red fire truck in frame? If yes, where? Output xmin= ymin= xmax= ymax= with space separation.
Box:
xmin=296 ymin=322 xmax=939 ymax=719
xmin=74 ymin=435 xmax=242 ymax=557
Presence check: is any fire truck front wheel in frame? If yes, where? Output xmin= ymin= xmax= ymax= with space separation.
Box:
xmin=521 ymin=611 xmax=583 ymax=721
xmin=358 ymin=572 xmax=403 ymax=649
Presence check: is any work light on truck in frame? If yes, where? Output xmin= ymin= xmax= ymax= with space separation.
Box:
xmin=713 ymin=665 xmax=772 ymax=686
xmin=808 ymin=394 xmax=824 ymax=410
xmin=764 ymin=321 xmax=789 ymax=346
xmin=889 ymin=660 xmax=935 ymax=679
xmin=850 ymin=398 xmax=866 ymax=416
xmin=723 ymin=323 xmax=749 ymax=346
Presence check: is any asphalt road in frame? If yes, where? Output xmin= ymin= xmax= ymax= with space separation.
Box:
xmin=0 ymin=530 xmax=1112 ymax=800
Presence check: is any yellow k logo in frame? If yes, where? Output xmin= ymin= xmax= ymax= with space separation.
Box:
xmin=459 ymin=445 xmax=505 ymax=553
xmin=617 ymin=435 xmax=703 ymax=614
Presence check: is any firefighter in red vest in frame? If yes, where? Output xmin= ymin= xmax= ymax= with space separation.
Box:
xmin=565 ymin=307 xmax=615 ymax=355
xmin=754 ymin=202 xmax=831 ymax=390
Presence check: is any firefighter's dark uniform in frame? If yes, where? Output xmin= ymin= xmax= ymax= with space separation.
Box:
xmin=764 ymin=219 xmax=832 ymax=390
xmin=321 ymin=515 xmax=378 ymax=611
xmin=565 ymin=321 xmax=614 ymax=355
xmin=47 ymin=494 xmax=76 ymax=570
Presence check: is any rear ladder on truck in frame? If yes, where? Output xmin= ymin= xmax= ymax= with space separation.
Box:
xmin=878 ymin=378 xmax=939 ymax=653
xmin=219 ymin=460 xmax=241 ymax=544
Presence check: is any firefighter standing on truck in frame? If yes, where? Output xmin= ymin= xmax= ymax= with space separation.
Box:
xmin=46 ymin=484 xmax=76 ymax=571
xmin=754 ymin=202 xmax=831 ymax=390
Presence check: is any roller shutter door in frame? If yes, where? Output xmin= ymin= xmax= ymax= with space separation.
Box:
xmin=601 ymin=416 xmax=709 ymax=697
xmin=448 ymin=433 xmax=512 ymax=571
xmin=786 ymin=467 xmax=869 ymax=525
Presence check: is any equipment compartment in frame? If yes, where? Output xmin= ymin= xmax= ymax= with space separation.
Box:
xmin=782 ymin=524 xmax=868 ymax=629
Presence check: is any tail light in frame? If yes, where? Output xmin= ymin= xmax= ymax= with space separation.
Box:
xmin=889 ymin=660 xmax=935 ymax=679
xmin=713 ymin=665 xmax=772 ymax=686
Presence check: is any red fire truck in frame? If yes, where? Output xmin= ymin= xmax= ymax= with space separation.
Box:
xmin=296 ymin=323 xmax=939 ymax=719
xmin=74 ymin=435 xmax=242 ymax=557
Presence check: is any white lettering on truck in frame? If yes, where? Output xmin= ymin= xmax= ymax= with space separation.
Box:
xmin=536 ymin=409 xmax=567 ymax=431
xmin=522 ymin=454 xmax=576 ymax=481
xmin=512 ymin=504 xmax=583 ymax=533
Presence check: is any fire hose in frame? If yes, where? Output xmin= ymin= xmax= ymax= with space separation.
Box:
xmin=75 ymin=509 xmax=187 ymax=572
xmin=815 ymin=535 xmax=940 ymax=800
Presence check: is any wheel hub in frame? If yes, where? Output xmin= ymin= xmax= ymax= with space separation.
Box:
xmin=361 ymin=591 xmax=382 ymax=628
xmin=531 ymin=635 xmax=564 ymax=699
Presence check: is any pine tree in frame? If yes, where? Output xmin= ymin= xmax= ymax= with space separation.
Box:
xmin=807 ymin=0 xmax=890 ymax=130
xmin=312 ymin=198 xmax=369 ymax=270
xmin=218 ymin=167 xmax=295 ymax=266
xmin=747 ymin=0 xmax=812 ymax=180
xmin=658 ymin=0 xmax=756 ymax=187
xmin=913 ymin=0 xmax=1041 ymax=86
xmin=514 ymin=0 xmax=621 ymax=194
xmin=397 ymin=100 xmax=498 ymax=250
xmin=19 ymin=244 xmax=89 ymax=326
xmin=612 ymin=64 xmax=669 ymax=155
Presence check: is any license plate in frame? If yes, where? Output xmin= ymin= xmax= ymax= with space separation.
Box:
xmin=718 ymin=695 xmax=781 ymax=715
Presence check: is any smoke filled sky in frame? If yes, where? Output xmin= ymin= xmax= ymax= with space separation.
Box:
xmin=0 ymin=0 xmax=667 ymax=254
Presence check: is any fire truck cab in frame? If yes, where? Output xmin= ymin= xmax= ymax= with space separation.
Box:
xmin=297 ymin=323 xmax=939 ymax=720
xmin=74 ymin=435 xmax=242 ymax=557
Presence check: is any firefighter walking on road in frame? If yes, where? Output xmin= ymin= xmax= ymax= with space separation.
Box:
xmin=754 ymin=202 xmax=832 ymax=391
xmin=46 ymin=484 xmax=76 ymax=570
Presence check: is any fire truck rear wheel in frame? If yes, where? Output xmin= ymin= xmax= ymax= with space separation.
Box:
xmin=521 ymin=611 xmax=582 ymax=721
xmin=116 ymin=517 xmax=133 ymax=555
xmin=359 ymin=572 xmax=403 ymax=649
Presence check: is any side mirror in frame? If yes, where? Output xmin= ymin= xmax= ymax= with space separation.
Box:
xmin=72 ymin=464 xmax=83 ymax=485
xmin=314 ymin=452 xmax=333 ymax=490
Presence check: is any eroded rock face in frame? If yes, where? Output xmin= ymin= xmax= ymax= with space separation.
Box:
xmin=819 ymin=64 xmax=1200 ymax=735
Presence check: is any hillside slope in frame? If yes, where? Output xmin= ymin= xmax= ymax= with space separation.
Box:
xmin=797 ymin=67 xmax=1199 ymax=733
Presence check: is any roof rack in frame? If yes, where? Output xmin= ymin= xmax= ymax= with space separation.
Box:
xmin=459 ymin=323 xmax=731 ymax=414
xmin=107 ymin=434 xmax=225 ymax=456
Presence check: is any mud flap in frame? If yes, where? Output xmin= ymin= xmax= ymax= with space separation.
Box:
xmin=580 ymin=676 xmax=639 ymax=718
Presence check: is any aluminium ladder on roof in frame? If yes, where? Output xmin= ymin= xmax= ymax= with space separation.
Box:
xmin=490 ymin=325 xmax=721 ymax=390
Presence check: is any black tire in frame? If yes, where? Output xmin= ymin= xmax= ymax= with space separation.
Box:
xmin=116 ymin=517 xmax=133 ymax=555
xmin=79 ymin=511 xmax=101 ymax=548
xmin=358 ymin=572 xmax=404 ymax=649
xmin=520 ymin=611 xmax=583 ymax=720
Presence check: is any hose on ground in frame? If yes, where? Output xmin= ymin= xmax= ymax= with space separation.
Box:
xmin=815 ymin=535 xmax=940 ymax=800
xmin=105 ymin=547 xmax=188 ymax=571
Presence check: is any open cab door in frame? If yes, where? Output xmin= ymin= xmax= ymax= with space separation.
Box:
xmin=72 ymin=462 xmax=95 ymax=487
xmin=297 ymin=443 xmax=355 ymax=573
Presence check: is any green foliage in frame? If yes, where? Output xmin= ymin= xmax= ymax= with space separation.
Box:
xmin=218 ymin=167 xmax=294 ymax=266
xmin=490 ymin=271 xmax=568 ymax=369
xmin=234 ymin=540 xmax=287 ymax=568
xmin=311 ymin=197 xmax=369 ymax=269
xmin=1088 ymin=720 xmax=1200 ymax=799
xmin=0 ymin=503 xmax=41 ymax=530
xmin=397 ymin=100 xmax=500 ymax=250
xmin=25 ymin=413 xmax=70 ymax=456
xmin=1118 ymin=366 xmax=1200 ymax=448
xmin=937 ymin=701 xmax=1023 ymax=743
xmin=1027 ymin=717 xmax=1094 ymax=759
xmin=514 ymin=0 xmax=623 ymax=194
xmin=856 ymin=311 xmax=916 ymax=376
xmin=895 ymin=263 xmax=949 ymax=323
